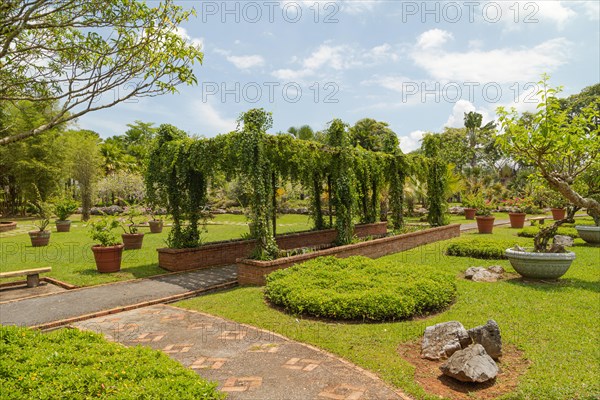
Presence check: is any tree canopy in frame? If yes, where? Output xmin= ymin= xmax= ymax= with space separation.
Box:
xmin=0 ymin=0 xmax=203 ymax=145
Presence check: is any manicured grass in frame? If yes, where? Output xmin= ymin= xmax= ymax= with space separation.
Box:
xmin=0 ymin=214 xmax=312 ymax=287
xmin=177 ymin=224 xmax=600 ymax=400
xmin=0 ymin=325 xmax=224 ymax=399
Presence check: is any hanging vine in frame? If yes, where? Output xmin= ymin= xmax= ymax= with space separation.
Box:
xmin=422 ymin=135 xmax=449 ymax=227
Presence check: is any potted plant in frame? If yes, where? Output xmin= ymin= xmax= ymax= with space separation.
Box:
xmin=89 ymin=217 xmax=123 ymax=273
xmin=504 ymin=197 xmax=535 ymax=229
xmin=54 ymin=197 xmax=78 ymax=232
xmin=549 ymin=199 xmax=567 ymax=220
xmin=28 ymin=197 xmax=53 ymax=247
xmin=474 ymin=198 xmax=495 ymax=234
xmin=461 ymin=194 xmax=477 ymax=220
xmin=505 ymin=220 xmax=576 ymax=279
xmin=147 ymin=205 xmax=164 ymax=234
xmin=576 ymin=205 xmax=600 ymax=245
xmin=120 ymin=205 xmax=144 ymax=250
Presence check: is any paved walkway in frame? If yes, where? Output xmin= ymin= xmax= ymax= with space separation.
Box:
xmin=460 ymin=218 xmax=510 ymax=231
xmin=75 ymin=304 xmax=408 ymax=400
xmin=0 ymin=265 xmax=237 ymax=328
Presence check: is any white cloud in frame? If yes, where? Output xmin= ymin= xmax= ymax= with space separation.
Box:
xmin=416 ymin=29 xmax=453 ymax=49
xmin=191 ymin=101 xmax=236 ymax=134
xmin=271 ymin=42 xmax=397 ymax=81
xmin=475 ymin=1 xmax=577 ymax=31
xmin=574 ymin=1 xmax=600 ymax=21
xmin=215 ymin=49 xmax=265 ymax=70
xmin=174 ymin=27 xmax=203 ymax=48
xmin=399 ymin=130 xmax=426 ymax=152
xmin=411 ymin=36 xmax=571 ymax=83
xmin=281 ymin=0 xmax=381 ymax=15
xmin=444 ymin=99 xmax=492 ymax=129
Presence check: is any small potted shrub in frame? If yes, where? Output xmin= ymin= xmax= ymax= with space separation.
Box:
xmin=461 ymin=194 xmax=477 ymax=220
xmin=475 ymin=199 xmax=495 ymax=234
xmin=89 ymin=217 xmax=123 ymax=273
xmin=548 ymin=197 xmax=567 ymax=220
xmin=120 ymin=205 xmax=144 ymax=250
xmin=504 ymin=197 xmax=534 ymax=229
xmin=147 ymin=206 xmax=164 ymax=234
xmin=54 ymin=197 xmax=78 ymax=232
xmin=28 ymin=197 xmax=53 ymax=247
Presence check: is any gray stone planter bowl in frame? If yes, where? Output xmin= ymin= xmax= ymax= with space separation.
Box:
xmin=575 ymin=225 xmax=600 ymax=244
xmin=505 ymin=248 xmax=576 ymax=280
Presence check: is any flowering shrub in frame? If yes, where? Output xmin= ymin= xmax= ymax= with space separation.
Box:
xmin=503 ymin=197 xmax=538 ymax=214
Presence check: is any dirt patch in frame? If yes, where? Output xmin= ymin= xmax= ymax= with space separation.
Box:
xmin=398 ymin=340 xmax=530 ymax=400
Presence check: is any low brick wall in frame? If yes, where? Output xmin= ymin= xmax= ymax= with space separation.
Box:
xmin=237 ymin=224 xmax=461 ymax=285
xmin=158 ymin=222 xmax=387 ymax=272
xmin=0 ymin=222 xmax=17 ymax=233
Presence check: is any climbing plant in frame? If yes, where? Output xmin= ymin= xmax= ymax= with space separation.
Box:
xmin=422 ymin=134 xmax=450 ymax=227
xmin=388 ymin=151 xmax=408 ymax=230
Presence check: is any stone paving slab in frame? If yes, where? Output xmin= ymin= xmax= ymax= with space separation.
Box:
xmin=0 ymin=266 xmax=237 ymax=327
xmin=75 ymin=304 xmax=408 ymax=400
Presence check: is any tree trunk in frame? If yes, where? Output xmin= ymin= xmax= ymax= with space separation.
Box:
xmin=544 ymin=172 xmax=600 ymax=214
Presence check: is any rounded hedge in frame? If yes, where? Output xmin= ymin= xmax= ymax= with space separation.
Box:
xmin=518 ymin=225 xmax=579 ymax=239
xmin=264 ymin=256 xmax=457 ymax=321
xmin=445 ymin=237 xmax=521 ymax=259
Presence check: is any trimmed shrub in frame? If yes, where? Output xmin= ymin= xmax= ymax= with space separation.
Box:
xmin=0 ymin=326 xmax=224 ymax=400
xmin=264 ymin=256 xmax=456 ymax=321
xmin=518 ymin=226 xmax=579 ymax=239
xmin=445 ymin=238 xmax=522 ymax=259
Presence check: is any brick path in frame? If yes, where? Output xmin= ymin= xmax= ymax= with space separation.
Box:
xmin=74 ymin=304 xmax=408 ymax=400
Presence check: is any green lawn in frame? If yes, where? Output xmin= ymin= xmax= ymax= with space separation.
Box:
xmin=176 ymin=223 xmax=600 ymax=400
xmin=0 ymin=214 xmax=313 ymax=287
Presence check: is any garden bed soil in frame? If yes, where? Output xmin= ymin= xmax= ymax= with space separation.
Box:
xmin=238 ymin=224 xmax=460 ymax=285
xmin=0 ymin=221 xmax=18 ymax=232
xmin=398 ymin=340 xmax=530 ymax=400
xmin=158 ymin=222 xmax=387 ymax=272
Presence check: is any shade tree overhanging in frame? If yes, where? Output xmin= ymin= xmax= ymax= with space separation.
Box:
xmin=0 ymin=0 xmax=202 ymax=145
xmin=145 ymin=109 xmax=420 ymax=259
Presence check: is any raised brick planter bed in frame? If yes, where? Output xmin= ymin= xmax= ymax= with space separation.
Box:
xmin=237 ymin=224 xmax=461 ymax=285
xmin=0 ymin=221 xmax=17 ymax=233
xmin=158 ymin=222 xmax=387 ymax=272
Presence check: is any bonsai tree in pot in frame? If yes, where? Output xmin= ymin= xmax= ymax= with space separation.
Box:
xmin=54 ymin=197 xmax=79 ymax=232
xmin=147 ymin=205 xmax=164 ymax=234
xmin=461 ymin=193 xmax=478 ymax=220
xmin=120 ymin=204 xmax=145 ymax=250
xmin=28 ymin=190 xmax=54 ymax=247
xmin=474 ymin=196 xmax=496 ymax=234
xmin=504 ymin=197 xmax=535 ymax=228
xmin=89 ymin=217 xmax=123 ymax=273
xmin=497 ymin=75 xmax=599 ymax=277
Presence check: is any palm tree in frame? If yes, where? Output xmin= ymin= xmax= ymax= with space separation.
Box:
xmin=463 ymin=111 xmax=496 ymax=168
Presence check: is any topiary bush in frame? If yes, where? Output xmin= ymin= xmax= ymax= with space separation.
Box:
xmin=445 ymin=237 xmax=523 ymax=259
xmin=0 ymin=326 xmax=224 ymax=400
xmin=264 ymin=256 xmax=456 ymax=321
xmin=518 ymin=226 xmax=579 ymax=239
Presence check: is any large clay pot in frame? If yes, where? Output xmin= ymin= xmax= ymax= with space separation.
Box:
xmin=55 ymin=220 xmax=71 ymax=232
xmin=575 ymin=225 xmax=600 ymax=245
xmin=91 ymin=245 xmax=124 ymax=273
xmin=122 ymin=233 xmax=144 ymax=250
xmin=148 ymin=220 xmax=163 ymax=233
xmin=551 ymin=208 xmax=566 ymax=220
xmin=464 ymin=208 xmax=476 ymax=220
xmin=475 ymin=216 xmax=495 ymax=234
xmin=505 ymin=248 xmax=575 ymax=279
xmin=29 ymin=230 xmax=51 ymax=247
xmin=508 ymin=213 xmax=526 ymax=229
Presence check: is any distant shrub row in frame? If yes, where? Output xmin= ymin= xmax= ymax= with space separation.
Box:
xmin=0 ymin=326 xmax=224 ymax=400
xmin=518 ymin=226 xmax=579 ymax=239
xmin=445 ymin=238 xmax=522 ymax=259
xmin=265 ymin=256 xmax=457 ymax=321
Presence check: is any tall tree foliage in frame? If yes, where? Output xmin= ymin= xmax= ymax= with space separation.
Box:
xmin=422 ymin=134 xmax=449 ymax=227
xmin=496 ymin=76 xmax=600 ymax=216
xmin=0 ymin=0 xmax=203 ymax=145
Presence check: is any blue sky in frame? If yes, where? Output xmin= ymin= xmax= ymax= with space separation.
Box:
xmin=77 ymin=0 xmax=600 ymax=152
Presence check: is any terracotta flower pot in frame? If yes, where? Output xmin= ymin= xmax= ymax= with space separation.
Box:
xmin=55 ymin=220 xmax=71 ymax=232
xmin=508 ymin=213 xmax=526 ymax=229
xmin=464 ymin=208 xmax=476 ymax=220
xmin=550 ymin=208 xmax=566 ymax=220
xmin=29 ymin=230 xmax=51 ymax=247
xmin=475 ymin=216 xmax=495 ymax=234
xmin=91 ymin=245 xmax=124 ymax=273
xmin=122 ymin=233 xmax=144 ymax=250
xmin=148 ymin=220 xmax=163 ymax=233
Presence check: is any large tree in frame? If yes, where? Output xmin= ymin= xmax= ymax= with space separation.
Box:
xmin=0 ymin=0 xmax=203 ymax=145
xmin=496 ymin=76 xmax=600 ymax=215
